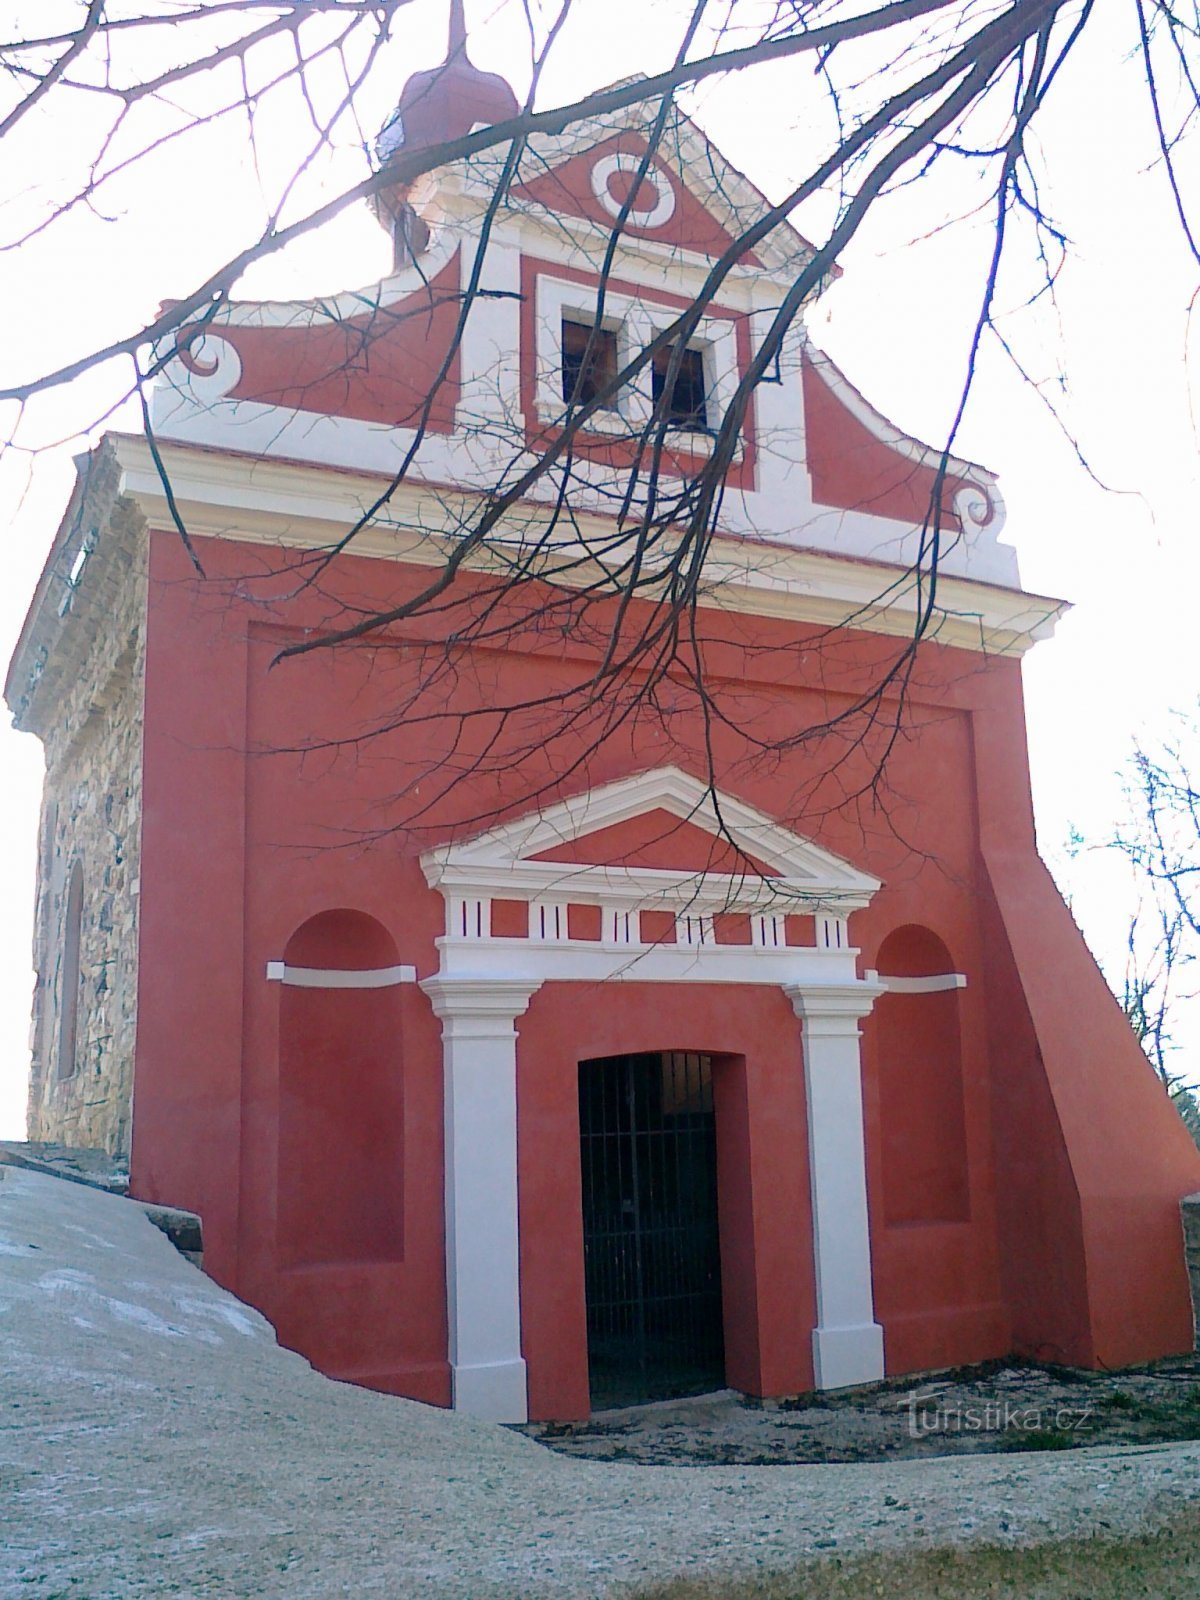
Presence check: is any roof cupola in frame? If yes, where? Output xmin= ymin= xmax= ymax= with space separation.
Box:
xmin=379 ymin=0 xmax=518 ymax=158
xmin=373 ymin=0 xmax=518 ymax=269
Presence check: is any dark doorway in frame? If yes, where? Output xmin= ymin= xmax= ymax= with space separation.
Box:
xmin=578 ymin=1051 xmax=724 ymax=1408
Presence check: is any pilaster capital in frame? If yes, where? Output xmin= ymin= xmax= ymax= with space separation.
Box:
xmin=420 ymin=975 xmax=543 ymax=1038
xmin=783 ymin=980 xmax=885 ymax=1038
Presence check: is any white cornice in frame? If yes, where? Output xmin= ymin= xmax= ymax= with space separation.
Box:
xmin=440 ymin=197 xmax=785 ymax=311
xmin=419 ymin=766 xmax=879 ymax=928
xmin=5 ymin=441 xmax=147 ymax=737
xmin=426 ymin=861 xmax=870 ymax=915
xmin=108 ymin=434 xmax=1066 ymax=659
xmin=423 ymin=764 xmax=878 ymax=885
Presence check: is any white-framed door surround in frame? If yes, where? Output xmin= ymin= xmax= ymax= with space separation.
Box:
xmin=418 ymin=766 xmax=888 ymax=1421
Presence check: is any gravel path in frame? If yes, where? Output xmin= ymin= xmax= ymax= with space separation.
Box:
xmin=3 ymin=1165 xmax=1200 ymax=1598
xmin=523 ymin=1362 xmax=1200 ymax=1466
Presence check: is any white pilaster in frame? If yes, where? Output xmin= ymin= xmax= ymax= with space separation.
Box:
xmin=420 ymin=975 xmax=542 ymax=1423
xmin=457 ymin=236 xmax=523 ymax=430
xmin=784 ymin=982 xmax=886 ymax=1390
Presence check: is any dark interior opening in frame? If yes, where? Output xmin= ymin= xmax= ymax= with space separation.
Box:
xmin=651 ymin=343 xmax=708 ymax=430
xmin=578 ymin=1050 xmax=724 ymax=1408
xmin=561 ymin=316 xmax=619 ymax=408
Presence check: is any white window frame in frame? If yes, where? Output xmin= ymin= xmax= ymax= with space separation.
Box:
xmin=558 ymin=310 xmax=624 ymax=422
xmin=533 ymin=274 xmax=743 ymax=460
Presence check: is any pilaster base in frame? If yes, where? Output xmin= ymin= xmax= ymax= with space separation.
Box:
xmin=812 ymin=1321 xmax=885 ymax=1390
xmin=451 ymin=1357 xmax=529 ymax=1423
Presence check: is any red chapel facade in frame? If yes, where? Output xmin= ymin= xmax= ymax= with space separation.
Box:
xmin=9 ymin=31 xmax=1200 ymax=1423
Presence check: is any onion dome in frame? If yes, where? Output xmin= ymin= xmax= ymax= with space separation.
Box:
xmin=373 ymin=0 xmax=518 ymax=270
xmin=377 ymin=0 xmax=518 ymax=159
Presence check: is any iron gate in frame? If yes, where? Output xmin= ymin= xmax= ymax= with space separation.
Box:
xmin=578 ymin=1051 xmax=725 ymax=1408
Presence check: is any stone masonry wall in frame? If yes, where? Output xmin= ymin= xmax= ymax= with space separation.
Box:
xmin=25 ymin=480 xmax=146 ymax=1159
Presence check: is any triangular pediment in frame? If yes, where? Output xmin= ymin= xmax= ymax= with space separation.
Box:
xmin=421 ymin=767 xmax=879 ymax=914
xmin=510 ymin=130 xmax=766 ymax=267
xmin=456 ymin=100 xmax=815 ymax=279
xmin=530 ymin=807 xmax=780 ymax=877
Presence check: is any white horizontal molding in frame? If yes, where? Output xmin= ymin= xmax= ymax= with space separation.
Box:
xmin=432 ymin=935 xmax=863 ymax=989
xmin=110 ymin=438 xmax=1065 ymax=660
xmin=265 ymin=961 xmax=417 ymax=989
xmin=431 ymin=861 xmax=870 ymax=917
xmin=502 ymin=204 xmax=774 ymax=306
xmin=877 ymin=972 xmax=967 ymax=994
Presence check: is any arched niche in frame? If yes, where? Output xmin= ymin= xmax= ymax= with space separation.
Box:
xmin=874 ymin=924 xmax=970 ymax=1226
xmin=277 ymin=909 xmax=405 ymax=1268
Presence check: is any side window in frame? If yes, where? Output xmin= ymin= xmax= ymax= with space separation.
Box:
xmin=561 ymin=316 xmax=619 ymax=408
xmin=57 ymin=860 xmax=84 ymax=1081
xmin=652 ymin=342 xmax=709 ymax=431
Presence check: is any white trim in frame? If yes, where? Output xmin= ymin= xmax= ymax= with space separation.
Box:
xmin=108 ymin=437 xmax=1063 ymax=659
xmin=422 ymin=766 xmax=880 ymax=901
xmin=531 ymin=900 xmax=566 ymax=941
xmin=158 ymin=233 xmax=460 ymax=334
xmin=800 ymin=338 xmax=1001 ymax=504
xmin=421 ymin=976 xmax=541 ymax=1424
xmin=417 ymin=773 xmax=887 ymax=1398
xmin=816 ymin=915 xmax=850 ymax=951
xmin=265 ymin=961 xmax=416 ymax=988
xmin=877 ymin=972 xmax=967 ymax=993
xmin=496 ymin=99 xmax=815 ymax=278
xmin=534 ymin=275 xmax=636 ymax=437
xmin=812 ymin=1323 xmax=887 ymax=1391
xmin=429 ymin=859 xmax=864 ymax=916
xmin=785 ymin=982 xmax=886 ymax=1390
xmin=418 ymin=765 xmax=875 ymax=1011
xmin=431 ymin=935 xmax=862 ymax=988
xmin=752 ymin=912 xmax=787 ymax=949
xmin=590 ymin=152 xmax=677 ymax=228
xmin=530 ymin=273 xmax=740 ymax=454
xmin=676 ymin=912 xmax=714 ymax=947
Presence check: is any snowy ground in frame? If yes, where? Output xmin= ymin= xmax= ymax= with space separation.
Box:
xmin=3 ymin=1165 xmax=1200 ymax=1599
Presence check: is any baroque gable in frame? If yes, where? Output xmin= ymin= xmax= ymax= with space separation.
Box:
xmin=132 ymin=56 xmax=1038 ymax=637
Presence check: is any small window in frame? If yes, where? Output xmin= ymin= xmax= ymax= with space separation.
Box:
xmin=652 ymin=343 xmax=708 ymax=431
xmin=561 ymin=317 xmax=618 ymax=408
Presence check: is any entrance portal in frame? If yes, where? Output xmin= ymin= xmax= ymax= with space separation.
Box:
xmin=578 ymin=1051 xmax=725 ymax=1408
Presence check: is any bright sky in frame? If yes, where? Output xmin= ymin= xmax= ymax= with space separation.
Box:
xmin=1 ymin=0 xmax=1198 ymax=1138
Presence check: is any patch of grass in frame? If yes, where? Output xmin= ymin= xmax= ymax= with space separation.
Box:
xmin=1005 ymin=1427 xmax=1078 ymax=1452
xmin=628 ymin=1517 xmax=1200 ymax=1600
xmin=1089 ymin=1386 xmax=1200 ymax=1435
xmin=1099 ymin=1389 xmax=1138 ymax=1411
